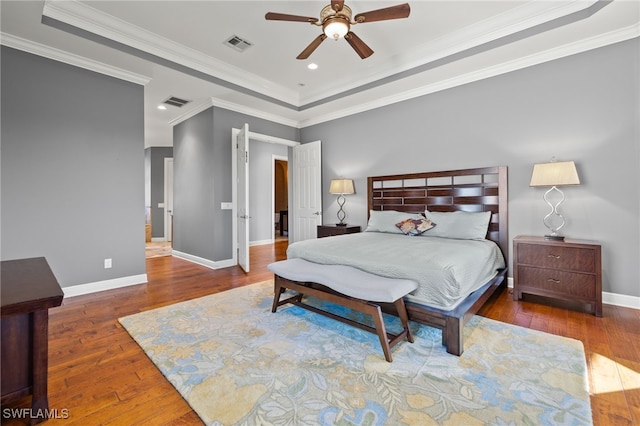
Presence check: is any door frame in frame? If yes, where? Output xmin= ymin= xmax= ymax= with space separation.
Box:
xmin=231 ymin=127 xmax=299 ymax=268
xmin=163 ymin=157 xmax=174 ymax=243
xmin=236 ymin=124 xmax=250 ymax=272
xmin=272 ymin=154 xmax=288 ymax=242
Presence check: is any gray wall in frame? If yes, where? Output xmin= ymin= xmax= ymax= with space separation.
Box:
xmin=173 ymin=108 xmax=215 ymax=260
xmin=249 ymin=141 xmax=288 ymax=243
xmin=1 ymin=46 xmax=146 ymax=287
xmin=146 ymin=147 xmax=173 ymax=238
xmin=301 ymin=39 xmax=640 ymax=299
xmin=173 ymin=106 xmax=298 ymax=262
xmin=4 ymin=38 xmax=635 ymax=300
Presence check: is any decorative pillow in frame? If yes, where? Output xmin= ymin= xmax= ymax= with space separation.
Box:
xmin=395 ymin=218 xmax=435 ymax=236
xmin=365 ymin=210 xmax=423 ymax=234
xmin=423 ymin=210 xmax=491 ymax=240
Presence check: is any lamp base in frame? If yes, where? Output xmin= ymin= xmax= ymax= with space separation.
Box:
xmin=541 ymin=186 xmax=567 ymax=243
xmin=335 ymin=223 xmax=347 ymax=227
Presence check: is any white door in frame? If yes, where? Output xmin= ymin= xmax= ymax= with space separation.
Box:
xmin=164 ymin=158 xmax=174 ymax=243
xmin=292 ymin=141 xmax=322 ymax=242
xmin=237 ymin=124 xmax=250 ymax=272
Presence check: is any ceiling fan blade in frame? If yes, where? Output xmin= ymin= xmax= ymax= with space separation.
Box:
xmin=344 ymin=32 xmax=374 ymax=59
xmin=265 ymin=12 xmax=319 ymax=23
xmin=354 ymin=3 xmax=410 ymax=23
xmin=296 ymin=34 xmax=328 ymax=60
xmin=331 ymin=0 xmax=345 ymax=12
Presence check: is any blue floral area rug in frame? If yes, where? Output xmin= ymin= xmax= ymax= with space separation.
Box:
xmin=119 ymin=281 xmax=592 ymax=425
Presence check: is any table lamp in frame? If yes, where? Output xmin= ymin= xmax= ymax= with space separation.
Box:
xmin=529 ymin=159 xmax=580 ymax=241
xmin=329 ymin=178 xmax=355 ymax=226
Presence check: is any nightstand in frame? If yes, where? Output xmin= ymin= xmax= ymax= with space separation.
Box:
xmin=317 ymin=225 xmax=361 ymax=238
xmin=513 ymin=235 xmax=602 ymax=316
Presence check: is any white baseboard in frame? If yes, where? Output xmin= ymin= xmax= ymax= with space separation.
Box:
xmin=171 ymin=250 xmax=236 ymax=270
xmin=151 ymin=237 xmax=167 ymax=242
xmin=602 ymin=292 xmax=640 ymax=310
xmin=63 ymin=273 xmax=148 ymax=298
xmin=60 ymin=269 xmax=640 ymax=311
xmin=506 ymin=276 xmax=639 ymax=310
xmin=250 ymin=239 xmax=273 ymax=247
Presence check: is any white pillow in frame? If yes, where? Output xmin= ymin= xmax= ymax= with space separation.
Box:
xmin=423 ymin=210 xmax=491 ymax=240
xmin=365 ymin=210 xmax=423 ymax=234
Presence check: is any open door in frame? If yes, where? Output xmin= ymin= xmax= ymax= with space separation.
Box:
xmin=232 ymin=126 xmax=307 ymax=267
xmin=164 ymin=158 xmax=174 ymax=243
xmin=292 ymin=140 xmax=322 ymax=242
xmin=237 ymin=123 xmax=250 ymax=272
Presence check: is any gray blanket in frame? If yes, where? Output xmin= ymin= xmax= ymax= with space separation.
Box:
xmin=286 ymin=231 xmax=505 ymax=310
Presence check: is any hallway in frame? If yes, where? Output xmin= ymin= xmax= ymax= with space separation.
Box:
xmin=145 ymin=241 xmax=172 ymax=258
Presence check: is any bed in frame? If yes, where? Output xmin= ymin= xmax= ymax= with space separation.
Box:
xmin=282 ymin=166 xmax=508 ymax=355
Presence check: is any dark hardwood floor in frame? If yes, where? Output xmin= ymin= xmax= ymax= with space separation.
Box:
xmin=2 ymin=240 xmax=638 ymax=425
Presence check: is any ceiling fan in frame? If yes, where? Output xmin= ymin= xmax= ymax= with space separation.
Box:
xmin=265 ymin=0 xmax=410 ymax=60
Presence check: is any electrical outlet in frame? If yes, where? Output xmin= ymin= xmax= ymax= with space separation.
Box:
xmin=104 ymin=258 xmax=112 ymax=269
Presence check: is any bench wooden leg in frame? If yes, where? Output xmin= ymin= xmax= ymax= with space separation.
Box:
xmin=271 ymin=276 xmax=413 ymax=362
xmin=271 ymin=280 xmax=285 ymax=313
xmin=394 ymin=298 xmax=414 ymax=344
xmin=369 ymin=304 xmax=393 ymax=362
xmin=272 ymin=276 xmax=303 ymax=313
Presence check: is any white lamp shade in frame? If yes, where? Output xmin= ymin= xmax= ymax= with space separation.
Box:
xmin=329 ymin=178 xmax=355 ymax=195
xmin=530 ymin=161 xmax=580 ymax=187
xmin=323 ymin=18 xmax=349 ymax=39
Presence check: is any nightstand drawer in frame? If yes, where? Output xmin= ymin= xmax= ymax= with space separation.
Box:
xmin=516 ymin=243 xmax=596 ymax=273
xmin=517 ymin=266 xmax=596 ymax=298
xmin=513 ymin=235 xmax=602 ymax=316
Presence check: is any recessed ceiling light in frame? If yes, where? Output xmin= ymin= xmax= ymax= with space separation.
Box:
xmin=157 ymin=105 xmax=167 ymax=110
xmin=307 ymin=63 xmax=318 ymax=70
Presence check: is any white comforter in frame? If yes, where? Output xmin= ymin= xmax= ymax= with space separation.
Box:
xmin=286 ymin=231 xmax=505 ymax=310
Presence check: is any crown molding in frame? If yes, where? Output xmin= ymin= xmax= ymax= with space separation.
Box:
xmin=41 ymin=0 xmax=601 ymax=109
xmin=38 ymin=0 xmax=630 ymax=118
xmin=0 ymin=32 xmax=151 ymax=85
xmin=299 ymin=24 xmax=640 ymax=128
xmin=209 ymin=98 xmax=300 ymax=128
xmin=167 ymin=23 xmax=639 ymax=130
xmin=299 ymin=0 xmax=601 ymax=105
xmin=168 ymin=98 xmax=214 ymax=127
xmin=42 ymin=0 xmax=299 ymax=106
xmin=4 ymin=5 xmax=636 ymax=132
xmin=168 ymin=97 xmax=299 ymax=129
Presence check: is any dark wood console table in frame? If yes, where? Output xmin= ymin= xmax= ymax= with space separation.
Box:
xmin=1 ymin=257 xmax=63 ymax=424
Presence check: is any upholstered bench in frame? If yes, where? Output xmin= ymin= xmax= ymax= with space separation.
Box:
xmin=267 ymin=258 xmax=418 ymax=362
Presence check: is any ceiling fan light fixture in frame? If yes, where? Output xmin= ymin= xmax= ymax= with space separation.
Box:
xmin=266 ymin=2 xmax=409 ymax=59
xmin=323 ymin=17 xmax=349 ymax=39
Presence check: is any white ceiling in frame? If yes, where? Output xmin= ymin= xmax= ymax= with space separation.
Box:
xmin=1 ymin=0 xmax=638 ymax=148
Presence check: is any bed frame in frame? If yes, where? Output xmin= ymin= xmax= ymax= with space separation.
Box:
xmin=368 ymin=166 xmax=508 ymax=355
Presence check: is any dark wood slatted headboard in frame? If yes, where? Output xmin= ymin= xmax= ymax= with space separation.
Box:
xmin=367 ymin=166 xmax=509 ymax=263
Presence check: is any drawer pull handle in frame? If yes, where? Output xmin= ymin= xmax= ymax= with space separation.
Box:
xmin=547 ymin=254 xmax=561 ymax=259
xmin=547 ymin=278 xmax=560 ymax=284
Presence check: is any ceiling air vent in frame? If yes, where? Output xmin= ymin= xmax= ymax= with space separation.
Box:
xmin=163 ymin=96 xmax=190 ymax=108
xmin=224 ymin=35 xmax=253 ymax=52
